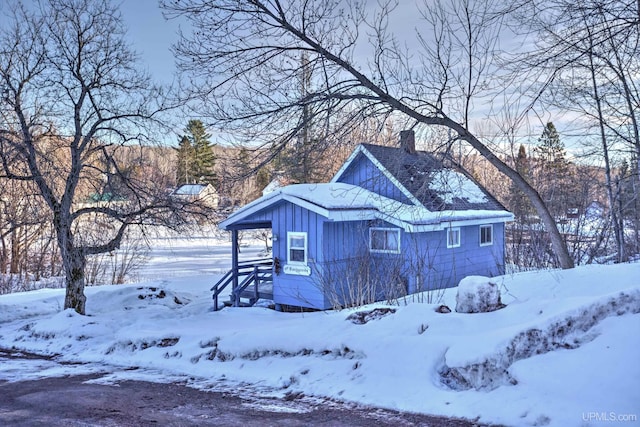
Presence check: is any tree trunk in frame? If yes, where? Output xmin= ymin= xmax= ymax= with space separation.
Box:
xmin=0 ymin=233 xmax=7 ymax=274
xmin=55 ymin=218 xmax=87 ymax=314
xmin=586 ymin=42 xmax=627 ymax=263
xmin=62 ymin=247 xmax=87 ymax=315
xmin=10 ymin=228 xmax=21 ymax=274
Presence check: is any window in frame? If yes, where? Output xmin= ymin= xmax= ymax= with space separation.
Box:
xmin=287 ymin=232 xmax=307 ymax=264
xmin=480 ymin=224 xmax=493 ymax=246
xmin=370 ymin=228 xmax=401 ymax=254
xmin=447 ymin=227 xmax=461 ymax=248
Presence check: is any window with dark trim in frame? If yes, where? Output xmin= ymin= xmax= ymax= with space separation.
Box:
xmin=480 ymin=224 xmax=493 ymax=246
xmin=369 ymin=228 xmax=401 ymax=254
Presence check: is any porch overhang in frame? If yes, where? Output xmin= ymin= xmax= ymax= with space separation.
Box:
xmin=222 ymin=221 xmax=272 ymax=231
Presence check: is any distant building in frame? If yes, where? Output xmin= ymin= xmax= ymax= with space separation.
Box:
xmin=585 ymin=200 xmax=605 ymax=220
xmin=173 ymin=183 xmax=219 ymax=210
xmin=262 ymin=176 xmax=296 ymax=196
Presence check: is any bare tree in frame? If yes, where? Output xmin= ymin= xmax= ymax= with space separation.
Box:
xmin=163 ymin=0 xmax=574 ymax=269
xmin=0 ymin=0 xmax=188 ymax=314
xmin=509 ymin=0 xmax=640 ymax=262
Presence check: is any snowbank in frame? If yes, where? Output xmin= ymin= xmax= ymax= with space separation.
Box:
xmin=1 ymin=239 xmax=639 ymax=427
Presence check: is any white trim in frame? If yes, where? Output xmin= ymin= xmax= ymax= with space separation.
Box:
xmin=219 ymin=191 xmax=279 ymax=229
xmin=220 ymin=191 xmax=331 ymax=230
xmin=222 ymin=194 xmax=513 ymax=233
xmin=446 ymin=227 xmax=461 ymax=248
xmin=281 ymin=194 xmax=330 ymax=218
xmin=330 ymin=145 xmax=424 ymax=208
xmin=479 ymin=224 xmax=493 ymax=246
xmin=408 ymin=213 xmax=513 ymax=233
xmin=287 ymin=232 xmax=308 ymax=265
xmin=219 ymin=181 xmax=514 ymax=233
xmin=369 ymin=227 xmax=401 ymax=254
xmin=330 ymin=145 xmax=364 ymax=183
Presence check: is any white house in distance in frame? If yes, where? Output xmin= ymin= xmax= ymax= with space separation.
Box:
xmin=173 ymin=183 xmax=220 ymax=210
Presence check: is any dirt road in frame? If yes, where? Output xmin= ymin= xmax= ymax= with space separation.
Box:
xmin=0 ymin=374 xmax=496 ymax=427
xmin=0 ymin=348 xmax=492 ymax=426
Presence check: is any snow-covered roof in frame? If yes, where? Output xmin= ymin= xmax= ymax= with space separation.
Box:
xmin=332 ymin=144 xmax=506 ymax=212
xmin=174 ymin=184 xmax=209 ymax=196
xmin=261 ymin=180 xmax=283 ymax=196
xmin=220 ymin=183 xmax=513 ymax=232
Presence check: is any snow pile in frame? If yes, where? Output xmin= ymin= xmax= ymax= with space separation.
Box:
xmin=1 ymin=235 xmax=639 ymax=427
xmin=455 ymin=276 xmax=504 ymax=313
xmin=442 ymin=289 xmax=640 ymax=391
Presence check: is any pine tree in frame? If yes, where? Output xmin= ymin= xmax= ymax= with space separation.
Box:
xmin=186 ymin=119 xmax=217 ymax=186
xmin=509 ymin=144 xmax=535 ymax=223
xmin=534 ymin=122 xmax=566 ymax=164
xmin=175 ymin=136 xmax=194 ymax=185
xmin=175 ymin=120 xmax=217 ymax=186
xmin=533 ymin=122 xmax=573 ymax=217
xmin=277 ymin=53 xmax=324 ymax=184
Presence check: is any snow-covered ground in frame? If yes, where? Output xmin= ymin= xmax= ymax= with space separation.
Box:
xmin=0 ymin=231 xmax=639 ymax=427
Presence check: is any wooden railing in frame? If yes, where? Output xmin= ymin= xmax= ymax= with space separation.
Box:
xmin=211 ymin=258 xmax=273 ymax=311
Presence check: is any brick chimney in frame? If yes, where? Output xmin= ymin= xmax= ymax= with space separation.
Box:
xmin=399 ymin=130 xmax=416 ymax=154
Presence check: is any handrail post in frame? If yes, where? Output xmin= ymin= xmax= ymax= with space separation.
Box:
xmin=231 ymin=229 xmax=239 ymax=306
xmin=253 ymin=265 xmax=259 ymax=302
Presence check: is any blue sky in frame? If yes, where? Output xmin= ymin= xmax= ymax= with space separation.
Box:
xmin=0 ymin=1 xmax=582 ymax=152
xmin=0 ymin=1 xmax=180 ymax=83
xmin=119 ymin=0 xmax=181 ymax=84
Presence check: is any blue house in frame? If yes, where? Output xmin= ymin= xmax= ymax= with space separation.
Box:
xmin=215 ymin=131 xmax=513 ymax=311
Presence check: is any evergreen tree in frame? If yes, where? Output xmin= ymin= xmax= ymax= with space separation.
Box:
xmin=175 ymin=136 xmax=194 ymax=185
xmin=509 ymin=144 xmax=535 ymax=223
xmin=187 ymin=120 xmax=217 ymax=185
xmin=533 ymin=122 xmax=573 ymax=217
xmin=534 ymin=122 xmax=566 ymax=164
xmin=175 ymin=120 xmax=217 ymax=186
xmin=275 ymin=53 xmax=325 ymax=184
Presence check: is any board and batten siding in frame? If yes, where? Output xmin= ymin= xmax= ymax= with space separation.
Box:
xmin=318 ymin=220 xmax=506 ymax=305
xmin=335 ymin=153 xmax=412 ymax=204
xmin=402 ymin=222 xmax=506 ymax=293
xmin=268 ymin=201 xmax=329 ymax=310
xmin=320 ymin=221 xmax=376 ymax=307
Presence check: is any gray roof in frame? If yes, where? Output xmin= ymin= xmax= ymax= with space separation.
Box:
xmin=359 ymin=143 xmax=506 ymax=212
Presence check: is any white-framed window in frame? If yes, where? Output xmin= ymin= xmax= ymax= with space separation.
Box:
xmin=480 ymin=224 xmax=493 ymax=246
xmin=287 ymin=232 xmax=308 ymax=264
xmin=447 ymin=227 xmax=461 ymax=248
xmin=369 ymin=227 xmax=401 ymax=254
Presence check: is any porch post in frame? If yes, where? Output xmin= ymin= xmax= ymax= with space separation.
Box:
xmin=231 ymin=229 xmax=239 ymax=297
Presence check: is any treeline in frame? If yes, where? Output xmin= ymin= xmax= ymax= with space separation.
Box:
xmin=3 ymin=116 xmax=638 ymax=294
xmin=464 ymin=123 xmax=640 ymax=270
